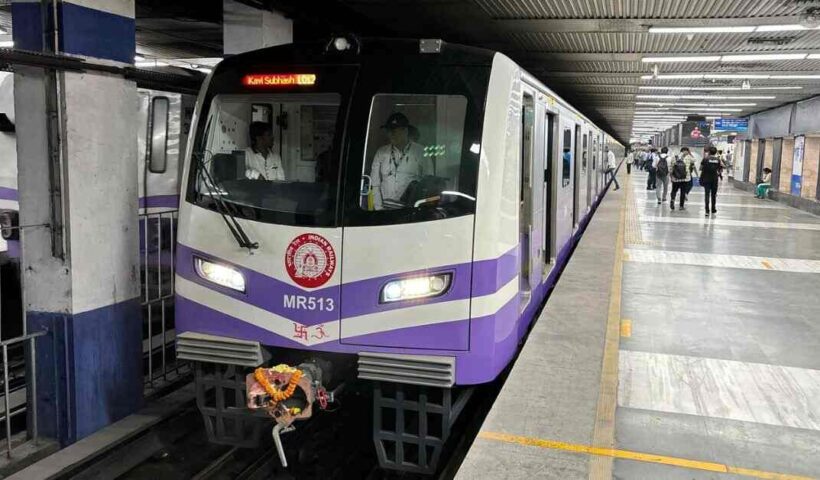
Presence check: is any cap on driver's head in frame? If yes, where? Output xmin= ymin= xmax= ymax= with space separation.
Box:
xmin=382 ymin=112 xmax=410 ymax=130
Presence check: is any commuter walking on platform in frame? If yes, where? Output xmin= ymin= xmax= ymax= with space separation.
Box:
xmin=755 ymin=168 xmax=772 ymax=199
xmin=653 ymin=147 xmax=671 ymax=204
xmin=670 ymin=149 xmax=696 ymax=210
xmin=678 ymin=147 xmax=698 ymax=200
xmin=646 ymin=148 xmax=658 ymax=190
xmin=606 ymin=148 xmax=620 ymax=190
xmin=625 ymin=150 xmax=633 ymax=174
xmin=700 ymin=146 xmax=722 ymax=217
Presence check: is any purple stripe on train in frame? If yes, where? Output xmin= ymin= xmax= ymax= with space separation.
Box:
xmin=176 ymin=243 xmax=519 ymax=326
xmin=0 ymin=187 xmax=18 ymax=201
xmin=176 ymin=294 xmax=519 ymax=384
xmin=139 ymin=195 xmax=179 ymax=209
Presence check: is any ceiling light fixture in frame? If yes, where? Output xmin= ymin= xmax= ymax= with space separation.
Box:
xmin=0 ymin=40 xmax=13 ymax=48
xmin=135 ymin=61 xmax=169 ymax=68
xmin=636 ymin=95 xmax=775 ymax=100
xmin=635 ymin=102 xmax=756 ymax=107
xmin=649 ymin=25 xmax=820 ymax=34
xmin=642 ymin=73 xmax=818 ymax=80
xmin=642 ymin=56 xmax=721 ymax=63
xmin=638 ymin=85 xmax=803 ymax=91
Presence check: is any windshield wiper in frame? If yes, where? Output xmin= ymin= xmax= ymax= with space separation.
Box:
xmin=195 ymin=153 xmax=259 ymax=251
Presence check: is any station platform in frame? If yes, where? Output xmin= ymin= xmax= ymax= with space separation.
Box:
xmin=457 ymin=168 xmax=820 ymax=480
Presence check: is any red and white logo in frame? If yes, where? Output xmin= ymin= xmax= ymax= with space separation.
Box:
xmin=285 ymin=234 xmax=336 ymax=288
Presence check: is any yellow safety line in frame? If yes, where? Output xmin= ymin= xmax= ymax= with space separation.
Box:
xmin=620 ymin=319 xmax=632 ymax=338
xmin=479 ymin=431 xmax=817 ymax=480
xmin=588 ymin=169 xmax=628 ymax=479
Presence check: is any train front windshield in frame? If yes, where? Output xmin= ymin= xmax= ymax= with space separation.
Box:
xmin=193 ymin=93 xmax=343 ymax=226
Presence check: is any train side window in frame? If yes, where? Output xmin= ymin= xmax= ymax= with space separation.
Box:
xmin=561 ymin=127 xmax=572 ymax=187
xmin=582 ymin=134 xmax=588 ymax=173
xmin=148 ymin=97 xmax=170 ymax=173
xmin=360 ymin=94 xmax=469 ymax=212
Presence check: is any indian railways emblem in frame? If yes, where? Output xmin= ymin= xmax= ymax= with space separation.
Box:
xmin=285 ymin=234 xmax=336 ymax=288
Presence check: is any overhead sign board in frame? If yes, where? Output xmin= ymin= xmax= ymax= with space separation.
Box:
xmin=714 ymin=118 xmax=748 ymax=132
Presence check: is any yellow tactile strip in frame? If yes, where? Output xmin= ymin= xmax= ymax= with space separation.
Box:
xmin=479 ymin=431 xmax=816 ymax=480
xmin=624 ymin=175 xmax=648 ymax=246
xmin=588 ymin=172 xmax=627 ymax=480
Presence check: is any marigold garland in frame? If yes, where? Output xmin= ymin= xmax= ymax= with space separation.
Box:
xmin=254 ymin=364 xmax=303 ymax=403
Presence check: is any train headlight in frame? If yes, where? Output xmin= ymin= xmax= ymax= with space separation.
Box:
xmin=380 ymin=273 xmax=452 ymax=303
xmin=194 ymin=257 xmax=246 ymax=293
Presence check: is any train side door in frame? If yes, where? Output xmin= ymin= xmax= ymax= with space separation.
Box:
xmin=542 ymin=111 xmax=556 ymax=268
xmin=572 ymin=123 xmax=581 ymax=229
xmin=583 ymin=132 xmax=591 ymax=211
xmin=519 ymin=93 xmax=535 ymax=306
xmin=529 ymin=100 xmax=547 ymax=288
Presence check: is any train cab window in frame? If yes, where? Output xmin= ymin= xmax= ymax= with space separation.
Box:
xmin=561 ymin=127 xmax=572 ymax=187
xmin=360 ymin=94 xmax=470 ymax=213
xmin=148 ymin=97 xmax=170 ymax=173
xmin=191 ymin=93 xmax=342 ymax=226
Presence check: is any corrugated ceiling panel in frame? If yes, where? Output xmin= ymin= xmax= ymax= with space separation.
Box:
xmin=474 ymin=0 xmax=804 ymax=20
xmin=508 ymin=32 xmax=820 ymax=54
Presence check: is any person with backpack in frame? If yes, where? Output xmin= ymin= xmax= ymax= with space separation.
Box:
xmin=652 ymin=147 xmax=671 ymax=204
xmin=646 ymin=148 xmax=658 ymax=190
xmin=700 ymin=146 xmax=723 ymax=217
xmin=670 ymin=148 xmax=697 ymax=210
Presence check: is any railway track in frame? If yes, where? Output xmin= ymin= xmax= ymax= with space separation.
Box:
xmin=62 ymin=366 xmax=512 ymax=479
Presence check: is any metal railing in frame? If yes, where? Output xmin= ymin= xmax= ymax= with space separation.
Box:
xmin=0 ymin=330 xmax=47 ymax=458
xmin=139 ymin=210 xmax=188 ymax=394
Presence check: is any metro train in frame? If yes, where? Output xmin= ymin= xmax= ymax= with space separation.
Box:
xmin=174 ymin=38 xmax=623 ymax=473
xmin=0 ymin=70 xmax=194 ymax=338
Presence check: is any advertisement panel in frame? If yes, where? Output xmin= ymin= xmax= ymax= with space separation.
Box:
xmin=791 ymin=135 xmax=805 ymax=196
xmin=681 ymin=121 xmax=710 ymax=147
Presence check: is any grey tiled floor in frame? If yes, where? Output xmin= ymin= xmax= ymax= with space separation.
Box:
xmin=615 ymin=173 xmax=820 ymax=479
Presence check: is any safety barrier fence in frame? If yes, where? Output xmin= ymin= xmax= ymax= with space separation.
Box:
xmin=0 ymin=330 xmax=46 ymax=458
xmin=140 ymin=210 xmax=188 ymax=394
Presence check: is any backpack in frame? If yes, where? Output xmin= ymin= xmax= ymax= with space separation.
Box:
xmin=671 ymin=157 xmax=687 ymax=180
xmin=656 ymin=155 xmax=669 ymax=177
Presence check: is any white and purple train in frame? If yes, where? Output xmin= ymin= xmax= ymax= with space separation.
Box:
xmin=174 ymin=38 xmax=622 ymax=473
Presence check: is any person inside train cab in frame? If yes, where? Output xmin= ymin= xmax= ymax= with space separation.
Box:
xmin=244 ymin=121 xmax=285 ymax=181
xmin=369 ymin=112 xmax=430 ymax=210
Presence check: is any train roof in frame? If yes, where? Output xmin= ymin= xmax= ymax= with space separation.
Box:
xmin=216 ymin=37 xmax=496 ymax=71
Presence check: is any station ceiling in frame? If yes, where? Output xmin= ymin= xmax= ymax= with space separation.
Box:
xmin=2 ymin=0 xmax=820 ymax=144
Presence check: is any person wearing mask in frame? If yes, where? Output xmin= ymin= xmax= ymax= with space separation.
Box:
xmin=606 ymin=148 xmax=620 ymax=190
xmin=653 ymin=147 xmax=671 ymax=204
xmin=755 ymin=167 xmax=772 ymax=199
xmin=669 ymin=148 xmax=697 ymax=210
xmin=244 ymin=121 xmax=285 ymax=181
xmin=646 ymin=148 xmax=658 ymax=190
xmin=700 ymin=146 xmax=722 ymax=217
xmin=369 ymin=112 xmax=430 ymax=210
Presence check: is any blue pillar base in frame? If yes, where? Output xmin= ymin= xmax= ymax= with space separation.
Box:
xmin=28 ymin=299 xmax=143 ymax=445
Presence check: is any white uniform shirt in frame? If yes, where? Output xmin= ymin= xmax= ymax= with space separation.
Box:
xmin=369 ymin=142 xmax=431 ymax=210
xmin=606 ymin=150 xmax=617 ymax=170
xmin=244 ymin=147 xmax=285 ymax=181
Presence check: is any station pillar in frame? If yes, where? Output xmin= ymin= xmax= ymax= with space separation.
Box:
xmin=223 ymin=0 xmax=293 ymax=55
xmin=12 ymin=0 xmax=141 ymax=445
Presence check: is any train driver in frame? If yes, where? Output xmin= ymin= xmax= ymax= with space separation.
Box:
xmin=369 ymin=113 xmax=430 ymax=210
xmin=244 ymin=121 xmax=285 ymax=181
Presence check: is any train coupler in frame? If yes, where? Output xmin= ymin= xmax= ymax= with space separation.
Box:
xmin=246 ymin=361 xmax=334 ymax=467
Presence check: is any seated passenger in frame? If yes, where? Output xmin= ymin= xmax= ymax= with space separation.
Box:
xmin=369 ymin=113 xmax=430 ymax=210
xmin=755 ymin=168 xmax=772 ymax=199
xmin=244 ymin=121 xmax=285 ymax=181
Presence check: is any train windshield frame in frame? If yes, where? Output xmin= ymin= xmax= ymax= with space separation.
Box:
xmin=186 ymin=57 xmax=491 ymax=228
